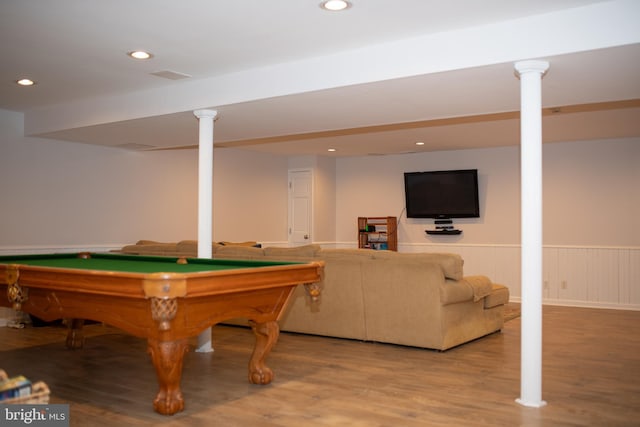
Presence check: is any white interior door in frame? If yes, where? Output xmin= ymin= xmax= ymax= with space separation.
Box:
xmin=288 ymin=169 xmax=312 ymax=246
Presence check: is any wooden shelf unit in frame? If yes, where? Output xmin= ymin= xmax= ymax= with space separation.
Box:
xmin=358 ymin=216 xmax=397 ymax=251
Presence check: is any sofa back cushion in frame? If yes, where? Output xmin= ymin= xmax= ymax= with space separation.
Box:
xmin=175 ymin=240 xmax=198 ymax=255
xmin=214 ymin=245 xmax=265 ymax=259
xmin=318 ymin=248 xmax=376 ymax=260
xmin=119 ymin=242 xmax=179 ymax=255
xmin=263 ymin=244 xmax=321 ymax=259
xmin=370 ymin=251 xmax=464 ymax=281
xmin=219 ymin=241 xmax=260 ymax=247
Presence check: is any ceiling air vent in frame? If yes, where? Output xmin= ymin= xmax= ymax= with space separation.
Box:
xmin=150 ymin=70 xmax=192 ymax=80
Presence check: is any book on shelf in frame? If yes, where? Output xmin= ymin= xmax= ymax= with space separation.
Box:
xmin=0 ymin=375 xmax=32 ymax=400
xmin=366 ymin=232 xmax=387 ymax=243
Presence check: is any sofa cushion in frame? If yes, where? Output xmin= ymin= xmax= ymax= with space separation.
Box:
xmin=176 ymin=240 xmax=198 ymax=254
xmin=463 ymin=275 xmax=494 ymax=302
xmin=484 ymin=284 xmax=510 ymax=308
xmin=136 ymin=240 xmax=163 ymax=245
xmin=219 ymin=241 xmax=260 ymax=247
xmin=214 ymin=245 xmax=265 ymax=258
xmin=174 ymin=240 xmax=259 ymax=256
xmin=264 ymin=244 xmax=321 ymax=258
xmin=120 ymin=242 xmax=177 ymax=255
xmin=440 ymin=279 xmax=474 ymax=305
xmin=371 ymin=251 xmax=464 ymax=281
xmin=318 ymin=248 xmax=376 ymax=260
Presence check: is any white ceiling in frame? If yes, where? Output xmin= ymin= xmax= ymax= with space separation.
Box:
xmin=1 ymin=0 xmax=639 ymax=156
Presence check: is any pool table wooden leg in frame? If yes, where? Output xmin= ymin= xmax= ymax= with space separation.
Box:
xmin=147 ymin=337 xmax=189 ymax=415
xmin=248 ymin=320 xmax=279 ymax=385
xmin=65 ymin=318 xmax=85 ymax=349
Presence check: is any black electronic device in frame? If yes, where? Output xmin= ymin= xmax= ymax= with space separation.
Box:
xmin=403 ymin=169 xmax=479 ymax=219
xmin=436 ymin=225 xmax=454 ymax=230
xmin=426 ymin=229 xmax=462 ymax=235
xmin=434 ymin=219 xmax=453 ymax=225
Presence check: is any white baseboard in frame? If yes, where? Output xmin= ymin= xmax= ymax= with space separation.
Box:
xmin=509 ymin=296 xmax=640 ymax=311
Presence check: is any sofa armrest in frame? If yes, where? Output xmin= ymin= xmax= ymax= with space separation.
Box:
xmin=484 ymin=284 xmax=510 ymax=308
xmin=463 ymin=275 xmax=494 ymax=302
xmin=440 ymin=279 xmax=474 ymax=305
xmin=440 ymin=275 xmax=503 ymax=306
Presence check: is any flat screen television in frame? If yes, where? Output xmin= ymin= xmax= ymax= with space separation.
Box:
xmin=404 ymin=169 xmax=480 ymax=219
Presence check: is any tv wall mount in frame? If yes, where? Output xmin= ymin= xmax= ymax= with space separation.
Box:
xmin=425 ymin=219 xmax=462 ymax=235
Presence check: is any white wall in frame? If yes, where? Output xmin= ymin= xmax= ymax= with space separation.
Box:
xmin=212 ymin=148 xmax=289 ymax=243
xmin=335 ymin=138 xmax=640 ymax=248
xmin=313 ymin=156 xmax=337 ymax=243
xmin=542 ymin=139 xmax=640 ymax=246
xmin=0 ymin=110 xmax=192 ymax=249
xmin=0 ymin=109 xmax=290 ymax=251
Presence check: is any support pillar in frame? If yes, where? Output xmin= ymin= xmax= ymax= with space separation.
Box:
xmin=514 ymin=60 xmax=549 ymax=408
xmin=193 ymin=109 xmax=218 ymax=353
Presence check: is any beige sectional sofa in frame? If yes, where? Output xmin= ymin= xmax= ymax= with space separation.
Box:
xmin=117 ymin=240 xmax=509 ymax=350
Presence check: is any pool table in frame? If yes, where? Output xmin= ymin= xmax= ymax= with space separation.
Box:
xmin=0 ymin=252 xmax=323 ymax=415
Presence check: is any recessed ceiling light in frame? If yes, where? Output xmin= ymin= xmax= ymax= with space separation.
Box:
xmin=327 ymin=148 xmax=337 ymax=152
xmin=16 ymin=78 xmax=35 ymax=86
xmin=415 ymin=141 xmax=425 ymax=146
xmin=128 ymin=50 xmax=153 ymax=60
xmin=320 ymin=0 xmax=351 ymax=11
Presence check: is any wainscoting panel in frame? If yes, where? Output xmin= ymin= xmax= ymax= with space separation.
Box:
xmin=492 ymin=246 xmax=521 ymax=299
xmin=621 ymin=249 xmax=640 ymax=305
xmin=543 ymin=247 xmax=560 ymax=301
xmin=399 ymin=243 xmax=639 ymax=310
xmin=557 ymin=248 xmax=589 ymax=303
xmin=587 ymin=248 xmax=620 ymax=304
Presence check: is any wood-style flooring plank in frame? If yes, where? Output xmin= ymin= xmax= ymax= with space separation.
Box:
xmin=0 ymin=305 xmax=639 ymax=426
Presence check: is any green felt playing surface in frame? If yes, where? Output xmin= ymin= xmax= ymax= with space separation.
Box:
xmin=0 ymin=253 xmax=295 ymax=274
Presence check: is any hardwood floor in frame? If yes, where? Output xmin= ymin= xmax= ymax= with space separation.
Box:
xmin=1 ymin=305 xmax=639 ymax=426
